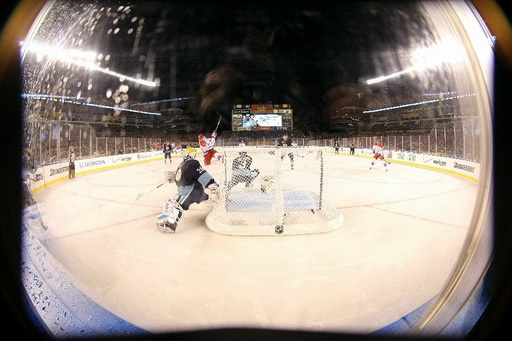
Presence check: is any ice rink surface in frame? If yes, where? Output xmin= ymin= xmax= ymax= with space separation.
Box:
xmin=32 ymin=151 xmax=478 ymax=334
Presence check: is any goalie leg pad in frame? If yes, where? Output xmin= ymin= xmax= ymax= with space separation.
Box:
xmin=163 ymin=197 xmax=184 ymax=221
xmin=156 ymin=197 xmax=184 ymax=233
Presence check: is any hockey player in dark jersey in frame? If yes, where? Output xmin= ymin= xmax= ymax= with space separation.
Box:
xmin=162 ymin=142 xmax=173 ymax=164
xmin=276 ymin=133 xmax=294 ymax=170
xmin=226 ymin=151 xmax=259 ymax=190
xmin=276 ymin=133 xmax=292 ymax=147
xmin=156 ymin=147 xmax=219 ymax=233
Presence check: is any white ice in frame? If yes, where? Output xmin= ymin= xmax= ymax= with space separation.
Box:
xmin=32 ymin=152 xmax=478 ymax=334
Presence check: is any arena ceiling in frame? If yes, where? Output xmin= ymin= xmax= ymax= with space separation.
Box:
xmin=22 ymin=0 xmax=474 ymax=136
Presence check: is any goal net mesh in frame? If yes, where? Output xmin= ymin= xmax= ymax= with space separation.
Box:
xmin=206 ymin=147 xmax=343 ymax=235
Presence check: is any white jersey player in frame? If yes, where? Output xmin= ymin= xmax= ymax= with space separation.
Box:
xmin=198 ymin=131 xmax=222 ymax=166
xmin=370 ymin=138 xmax=390 ymax=170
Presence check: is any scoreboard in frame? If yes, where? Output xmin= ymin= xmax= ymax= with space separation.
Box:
xmin=232 ymin=104 xmax=293 ymax=131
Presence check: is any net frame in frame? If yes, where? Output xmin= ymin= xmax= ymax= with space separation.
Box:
xmin=206 ymin=147 xmax=343 ymax=235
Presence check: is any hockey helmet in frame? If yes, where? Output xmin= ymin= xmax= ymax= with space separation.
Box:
xmin=198 ymin=134 xmax=205 ymax=140
xmin=183 ymin=147 xmax=196 ymax=159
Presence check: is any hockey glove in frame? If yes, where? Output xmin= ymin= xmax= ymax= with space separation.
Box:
xmin=207 ymin=182 xmax=219 ymax=190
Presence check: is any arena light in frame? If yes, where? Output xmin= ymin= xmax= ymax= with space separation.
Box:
xmin=79 ymin=101 xmax=161 ymax=115
xmin=22 ymin=93 xmax=161 ymax=116
xmin=21 ymin=41 xmax=157 ymax=87
xmin=364 ymin=39 xmax=466 ymax=85
xmin=411 ymin=38 xmax=466 ymax=68
xmin=363 ymin=93 xmax=475 ymax=113
xmin=363 ymin=98 xmax=439 ymax=113
xmin=21 ymin=93 xmax=88 ymax=101
xmin=364 ymin=65 xmax=417 ymax=85
xmin=131 ymin=97 xmax=193 ymax=106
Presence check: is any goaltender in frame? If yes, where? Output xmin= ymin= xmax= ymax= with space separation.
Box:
xmin=156 ymin=147 xmax=219 ymax=233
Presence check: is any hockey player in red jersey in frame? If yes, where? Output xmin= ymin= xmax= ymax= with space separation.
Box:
xmin=370 ymin=138 xmax=390 ymax=171
xmin=198 ymin=131 xmax=222 ymax=166
xmin=156 ymin=147 xmax=219 ymax=233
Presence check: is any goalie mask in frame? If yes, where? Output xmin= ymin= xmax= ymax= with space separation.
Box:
xmin=183 ymin=147 xmax=197 ymax=159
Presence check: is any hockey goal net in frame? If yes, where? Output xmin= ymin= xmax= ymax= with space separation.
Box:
xmin=206 ymin=147 xmax=343 ymax=235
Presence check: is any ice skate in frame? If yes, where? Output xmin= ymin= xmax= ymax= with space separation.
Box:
xmin=155 ymin=214 xmax=177 ymax=233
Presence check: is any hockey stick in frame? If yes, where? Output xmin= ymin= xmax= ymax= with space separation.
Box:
xmin=213 ymin=113 xmax=222 ymax=133
xmin=135 ymin=181 xmax=166 ymax=201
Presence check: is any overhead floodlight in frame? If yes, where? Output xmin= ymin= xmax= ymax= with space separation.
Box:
xmin=411 ymin=38 xmax=466 ymax=68
xmin=364 ymin=39 xmax=466 ymax=85
xmin=364 ymin=65 xmax=417 ymax=85
xmin=22 ymin=93 xmax=161 ymax=116
xmin=363 ymin=93 xmax=475 ymax=114
xmin=21 ymin=41 xmax=157 ymax=87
